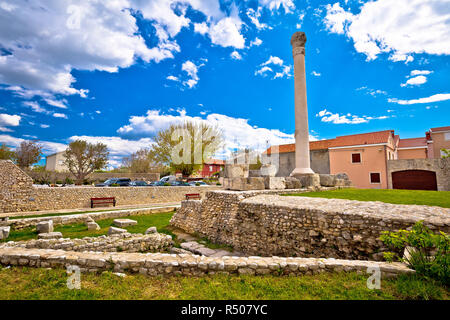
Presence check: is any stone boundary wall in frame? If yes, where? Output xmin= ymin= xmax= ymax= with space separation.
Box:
xmin=27 ymin=171 xmax=161 ymax=184
xmin=3 ymin=206 xmax=179 ymax=230
xmin=170 ymin=191 xmax=450 ymax=261
xmin=0 ymin=232 xmax=173 ymax=253
xmin=387 ymin=158 xmax=450 ymax=191
xmin=0 ymin=247 xmax=413 ymax=278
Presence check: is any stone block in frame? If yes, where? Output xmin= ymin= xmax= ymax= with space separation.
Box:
xmin=145 ymin=227 xmax=157 ymax=234
xmin=108 ymin=227 xmax=127 ymax=235
xmin=113 ymin=219 xmax=137 ymax=228
xmin=285 ymin=177 xmax=302 ymax=189
xmin=87 ymin=222 xmax=100 ymax=231
xmin=247 ymin=177 xmax=265 ymax=190
xmin=38 ymin=232 xmax=63 ymax=240
xmin=248 ymin=170 xmax=261 ymax=177
xmin=224 ymin=164 xmax=249 ymax=178
xmin=36 ymin=220 xmax=54 ymax=234
xmin=222 ymin=178 xmax=232 ymax=190
xmin=295 ymin=174 xmax=320 ymax=188
xmin=260 ymin=164 xmax=278 ymax=177
xmin=230 ymin=177 xmax=249 ymax=191
xmin=0 ymin=226 xmax=10 ymax=240
xmin=335 ymin=173 xmax=349 ymax=180
xmin=319 ymin=174 xmax=337 ymax=187
xmin=264 ymin=177 xmax=286 ymax=190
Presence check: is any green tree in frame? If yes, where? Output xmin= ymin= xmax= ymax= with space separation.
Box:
xmin=0 ymin=143 xmax=14 ymax=160
xmin=441 ymin=149 xmax=450 ymax=159
xmin=63 ymin=140 xmax=109 ymax=185
xmin=150 ymin=121 xmax=223 ymax=177
xmin=122 ymin=148 xmax=156 ymax=173
xmin=13 ymin=140 xmax=42 ymax=169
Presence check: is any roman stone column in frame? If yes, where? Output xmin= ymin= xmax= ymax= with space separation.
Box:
xmin=290 ymin=31 xmax=315 ymax=177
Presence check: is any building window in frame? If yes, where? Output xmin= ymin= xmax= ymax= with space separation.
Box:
xmin=445 ymin=132 xmax=450 ymax=141
xmin=351 ymin=153 xmax=361 ymax=163
xmin=209 ymin=166 xmax=213 ymax=172
xmin=370 ymin=172 xmax=381 ymax=184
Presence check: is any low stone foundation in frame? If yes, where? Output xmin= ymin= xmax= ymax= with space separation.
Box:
xmin=170 ymin=190 xmax=450 ymax=260
xmin=3 ymin=205 xmax=179 ymax=231
xmin=0 ymin=247 xmax=413 ymax=278
xmin=0 ymin=232 xmax=173 ymax=253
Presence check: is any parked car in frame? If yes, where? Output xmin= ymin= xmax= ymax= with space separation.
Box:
xmin=95 ymin=178 xmax=131 ymax=187
xmin=160 ymin=175 xmax=177 ymax=184
xmin=150 ymin=181 xmax=167 ymax=186
xmin=170 ymin=181 xmax=190 ymax=186
xmin=188 ymin=181 xmax=208 ymax=186
xmin=129 ymin=180 xmax=149 ymax=187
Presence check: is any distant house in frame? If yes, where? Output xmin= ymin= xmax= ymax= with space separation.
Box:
xmin=265 ymin=125 xmax=449 ymax=190
xmin=197 ymin=159 xmax=225 ymax=178
xmin=45 ymin=151 xmax=68 ymax=172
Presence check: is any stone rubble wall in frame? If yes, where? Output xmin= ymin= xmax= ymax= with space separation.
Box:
xmin=0 ymin=161 xmax=221 ymax=213
xmin=170 ymin=190 xmax=450 ymax=261
xmin=0 ymin=246 xmax=413 ymax=278
xmin=4 ymin=206 xmax=179 ymax=231
xmin=0 ymin=232 xmax=173 ymax=253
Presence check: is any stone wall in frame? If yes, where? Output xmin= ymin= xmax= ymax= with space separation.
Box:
xmin=27 ymin=171 xmax=161 ymax=184
xmin=387 ymin=158 xmax=450 ymax=191
xmin=0 ymin=246 xmax=413 ymax=278
xmin=0 ymin=160 xmax=220 ymax=213
xmin=0 ymin=161 xmax=36 ymax=213
xmin=0 ymin=232 xmax=173 ymax=253
xmin=276 ymin=150 xmax=330 ymax=177
xmin=171 ymin=190 xmax=450 ymax=260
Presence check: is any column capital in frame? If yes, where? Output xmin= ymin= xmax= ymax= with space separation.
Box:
xmin=291 ymin=32 xmax=306 ymax=56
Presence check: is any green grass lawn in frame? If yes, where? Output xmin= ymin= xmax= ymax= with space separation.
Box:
xmin=0 ymin=266 xmax=447 ymax=300
xmin=3 ymin=211 xmax=176 ymax=243
xmin=284 ymin=188 xmax=450 ymax=208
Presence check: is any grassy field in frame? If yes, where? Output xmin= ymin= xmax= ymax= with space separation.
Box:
xmin=284 ymin=188 xmax=450 ymax=208
xmin=0 ymin=266 xmax=447 ymax=300
xmin=3 ymin=211 xmax=176 ymax=243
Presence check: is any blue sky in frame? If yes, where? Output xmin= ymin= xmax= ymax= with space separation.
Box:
xmin=0 ymin=0 xmax=449 ymax=167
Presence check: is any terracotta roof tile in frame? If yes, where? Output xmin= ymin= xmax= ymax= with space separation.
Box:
xmin=431 ymin=126 xmax=450 ymax=132
xmin=398 ymin=137 xmax=427 ymax=148
xmin=204 ymin=159 xmax=225 ymax=165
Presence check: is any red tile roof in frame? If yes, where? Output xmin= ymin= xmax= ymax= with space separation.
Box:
xmin=204 ymin=159 xmax=225 ymax=165
xmin=430 ymin=126 xmax=450 ymax=132
xmin=398 ymin=137 xmax=427 ymax=148
xmin=265 ymin=130 xmax=395 ymax=154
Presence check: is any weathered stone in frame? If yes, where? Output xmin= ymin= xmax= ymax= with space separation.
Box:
xmin=108 ymin=227 xmax=127 ymax=235
xmin=319 ymin=174 xmax=336 ymax=187
xmin=246 ymin=177 xmax=265 ymax=190
xmin=230 ymin=178 xmax=248 ymax=191
xmin=264 ymin=177 xmax=286 ymax=190
xmin=87 ymin=222 xmax=100 ymax=231
xmin=145 ymin=227 xmax=157 ymax=234
xmin=296 ymin=174 xmax=320 ymax=188
xmin=37 ymin=232 xmax=63 ymax=240
xmin=36 ymin=220 xmax=53 ymax=234
xmin=0 ymin=226 xmax=10 ymax=240
xmin=285 ymin=177 xmax=302 ymax=189
xmin=113 ymin=219 xmax=137 ymax=228
xmin=260 ymin=164 xmax=277 ymax=177
xmin=224 ymin=164 xmax=249 ymax=178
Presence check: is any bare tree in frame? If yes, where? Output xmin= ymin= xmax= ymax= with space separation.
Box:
xmin=0 ymin=143 xmax=14 ymax=160
xmin=122 ymin=148 xmax=155 ymax=173
xmin=63 ymin=140 xmax=109 ymax=185
xmin=14 ymin=140 xmax=42 ymax=169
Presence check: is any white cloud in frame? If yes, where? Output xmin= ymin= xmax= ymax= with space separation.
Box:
xmin=166 ymin=75 xmax=179 ymax=82
xmin=260 ymin=0 xmax=295 ymax=13
xmin=410 ymin=70 xmax=433 ymax=76
xmin=69 ymin=135 xmax=154 ymax=158
xmin=255 ymin=56 xmax=292 ymax=79
xmin=194 ymin=22 xmax=209 ymax=35
xmin=40 ymin=124 xmax=50 ymax=129
xmin=0 ymin=133 xmax=66 ymax=154
xmin=324 ymin=0 xmax=450 ymax=61
xmin=23 ymin=101 xmax=50 ymax=114
xmin=52 ymin=113 xmax=68 ymax=119
xmin=388 ymin=93 xmax=450 ymax=105
xmin=311 ymin=71 xmax=321 ymax=77
xmin=182 ymin=60 xmax=205 ymax=88
xmin=117 ymin=109 xmax=298 ymax=155
xmin=207 ymin=16 xmax=246 ymax=49
xmin=400 ymin=75 xmax=427 ymax=87
xmin=316 ymin=109 xmax=389 ymax=124
xmin=247 ymin=7 xmax=270 ymax=30
xmin=0 ymin=113 xmax=20 ymax=132
xmin=44 ymin=98 xmax=68 ymax=109
xmin=250 ymin=37 xmax=263 ymax=47
xmin=230 ymin=51 xmax=242 ymax=60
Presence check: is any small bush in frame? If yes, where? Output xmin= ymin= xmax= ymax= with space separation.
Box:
xmin=110 ymin=184 xmax=120 ymax=187
xmin=55 ymin=180 xmax=63 ymax=185
xmin=380 ymin=221 xmax=449 ymax=285
xmin=64 ymin=177 xmax=74 ymax=185
xmin=163 ymin=183 xmax=171 ymax=186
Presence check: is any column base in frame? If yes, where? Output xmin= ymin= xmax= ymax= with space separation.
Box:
xmin=290 ymin=167 xmax=315 ymax=176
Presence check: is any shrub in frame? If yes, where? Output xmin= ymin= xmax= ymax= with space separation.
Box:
xmin=163 ymin=183 xmax=171 ymax=186
xmin=110 ymin=184 xmax=120 ymax=187
xmin=380 ymin=221 xmax=449 ymax=285
xmin=64 ymin=177 xmax=74 ymax=185
xmin=55 ymin=180 xmax=63 ymax=185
